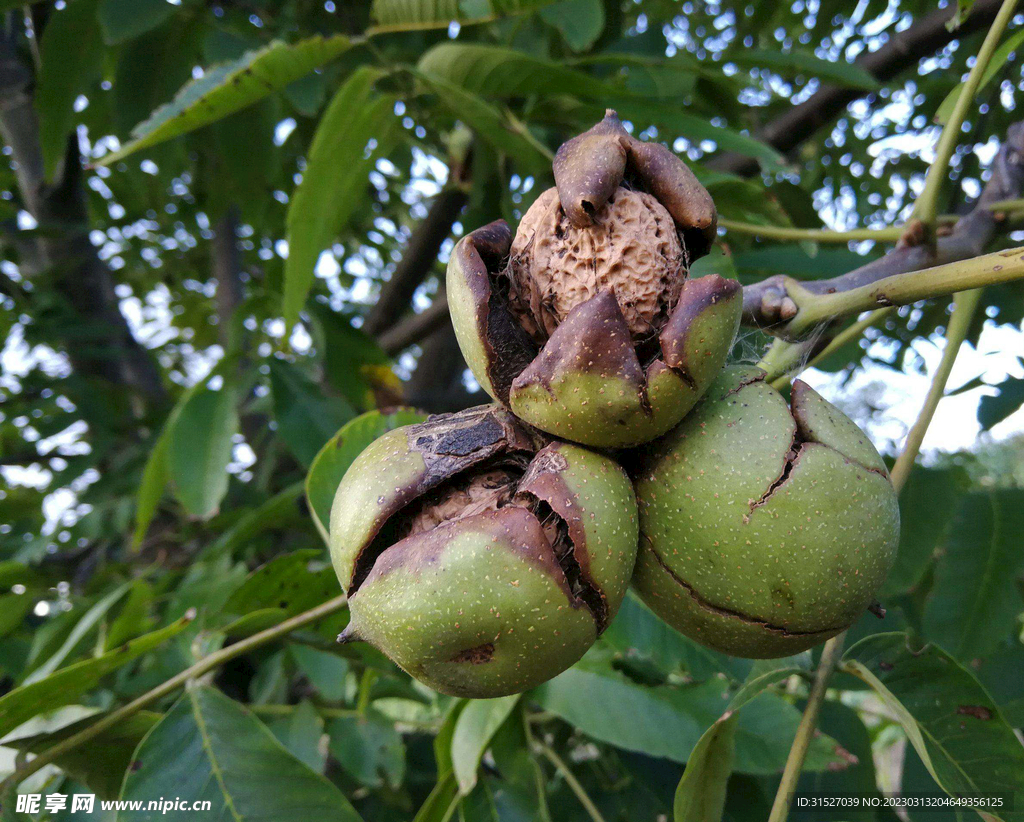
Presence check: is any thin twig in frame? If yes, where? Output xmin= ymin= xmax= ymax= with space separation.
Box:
xmin=718 ymin=212 xmax=1024 ymax=243
xmin=378 ymin=297 xmax=451 ymax=354
xmin=763 ymin=308 xmax=892 ymax=385
xmin=721 ymin=219 xmax=906 ymax=244
xmin=537 ymin=743 xmax=607 ymax=822
xmin=889 ymin=289 xmax=983 ymax=493
xmin=767 ymin=633 xmax=846 ymax=822
xmin=1 ymin=594 xmax=349 ymax=792
xmin=742 ymin=121 xmax=1024 ymax=332
xmin=765 ymin=245 xmax=1023 ymax=338
xmin=912 ymin=0 xmax=1020 ymax=227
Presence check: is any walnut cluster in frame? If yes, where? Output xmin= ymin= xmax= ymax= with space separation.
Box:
xmin=505 ymin=186 xmax=686 ymax=344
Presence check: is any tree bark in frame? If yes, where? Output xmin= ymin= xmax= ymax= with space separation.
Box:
xmin=0 ymin=24 xmax=164 ymax=405
xmin=212 ymin=205 xmax=244 ymax=349
xmin=362 ymin=186 xmax=467 ymax=338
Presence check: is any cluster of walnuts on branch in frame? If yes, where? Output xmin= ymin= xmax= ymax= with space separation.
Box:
xmin=327 ymin=112 xmax=900 ymax=699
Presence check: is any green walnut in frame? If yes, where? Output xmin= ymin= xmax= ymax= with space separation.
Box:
xmin=329 ymin=405 xmax=638 ymax=697
xmin=447 ymin=110 xmax=741 ymax=448
xmin=632 ymin=366 xmax=899 ymax=658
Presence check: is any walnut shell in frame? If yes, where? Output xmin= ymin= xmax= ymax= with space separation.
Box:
xmin=507 ymin=187 xmax=685 ymax=344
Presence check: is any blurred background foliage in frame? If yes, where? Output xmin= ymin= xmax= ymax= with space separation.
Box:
xmin=0 ymin=0 xmax=1023 ymax=819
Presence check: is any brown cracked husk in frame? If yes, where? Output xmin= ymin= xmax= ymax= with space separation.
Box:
xmin=446 ymin=111 xmax=740 ymax=448
xmin=348 ymin=406 xmax=607 ymax=626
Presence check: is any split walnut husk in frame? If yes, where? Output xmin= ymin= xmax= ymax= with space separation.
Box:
xmin=329 ymin=405 xmax=638 ymax=698
xmin=632 ymin=366 xmax=900 ymax=658
xmin=447 ymin=110 xmax=741 ymax=448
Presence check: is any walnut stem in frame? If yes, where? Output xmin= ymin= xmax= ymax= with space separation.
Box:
xmin=889 ymin=289 xmax=983 ymax=493
xmin=744 ymin=119 xmax=1024 ymax=336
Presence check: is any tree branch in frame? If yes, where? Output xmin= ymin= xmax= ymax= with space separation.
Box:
xmin=212 ymin=204 xmax=244 ymax=350
xmin=403 ymin=321 xmax=481 ymax=413
xmin=362 ymin=185 xmax=468 ymax=338
xmin=767 ymin=634 xmax=846 ymax=822
xmin=378 ymin=294 xmax=450 ymax=355
xmin=742 ymin=121 xmax=1024 ymax=335
xmin=713 ymin=0 xmax=1005 ymax=176
xmin=889 ymin=289 xmax=983 ymax=491
xmin=0 ymin=23 xmax=164 ymax=404
xmin=1 ymin=595 xmax=350 ymax=793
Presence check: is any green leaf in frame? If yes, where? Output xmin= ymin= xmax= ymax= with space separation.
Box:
xmin=600 ymin=593 xmax=752 ymax=681
xmin=224 ymin=549 xmax=339 ymax=621
xmin=531 ymin=661 xmax=840 ymax=774
xmin=266 ymin=700 xmax=327 ymax=773
xmin=451 ymin=695 xmax=522 ymax=794
xmin=305 ymin=408 xmax=425 ymax=541
xmin=727 ymin=656 xmax=809 ymax=712
xmin=0 ymin=614 xmax=192 ymax=738
xmin=313 ymin=307 xmax=395 ymax=411
xmin=948 ymin=0 xmax=976 ymax=30
xmin=731 ymin=245 xmax=878 ymax=283
xmin=201 ymin=482 xmax=304 ymax=560
xmin=673 ymin=712 xmax=737 ymax=822
xmin=105 ymin=579 xmax=155 ymax=650
xmin=167 ymin=382 xmax=239 ymax=519
xmin=97 ymin=35 xmax=353 ymax=166
xmin=459 ymin=775 xmax=542 ymax=821
xmin=842 ymin=632 xmax=1024 ymax=815
xmin=134 ymin=372 xmax=228 ymax=545
xmin=615 ymin=100 xmax=786 ymax=171
xmin=540 ymin=0 xmax=605 ymax=51
xmin=413 ymin=70 xmax=552 ymax=173
xmin=412 ymin=775 xmax=461 ymax=822
xmin=978 ymin=375 xmax=1024 ymax=430
xmin=410 ymin=701 xmax=466 ymax=822
xmin=290 ymin=644 xmax=350 ymax=702
xmin=436 ymin=699 xmax=468 ymax=779
xmin=269 ymin=360 xmax=355 ymax=467
xmin=883 ymin=465 xmax=967 ymax=596
xmin=221 ymin=608 xmax=288 ymax=639
xmin=119 ymin=686 xmax=363 ymax=820
xmin=35 ymin=0 xmax=103 ymax=181
xmin=370 ymin=0 xmax=560 ymax=28
xmin=327 ymin=708 xmax=406 ymax=789
xmin=0 ymin=561 xmax=44 ymax=591
xmin=98 ymin=0 xmax=174 ymax=44
xmin=937 ymin=28 xmax=1024 ymax=124
xmin=132 ymin=414 xmax=174 ymax=549
xmin=22 ymin=583 xmax=130 ymax=684
xmin=417 ymin=43 xmax=615 ymax=99
xmin=0 ymin=593 xmax=34 ymax=638
xmin=923 ymin=490 xmax=1024 ymax=661
xmin=283 ymin=67 xmax=400 ymax=327
xmin=729 ymin=48 xmax=880 ymax=90
xmin=972 ymin=639 xmax=1024 ymax=729
xmin=4 ymin=710 xmax=161 ymax=798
